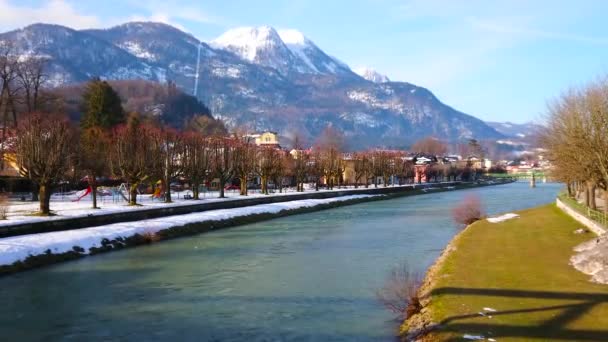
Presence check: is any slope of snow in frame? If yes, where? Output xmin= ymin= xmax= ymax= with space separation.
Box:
xmin=0 ymin=195 xmax=378 ymax=266
xmin=278 ymin=29 xmax=319 ymax=73
xmin=119 ymin=41 xmax=156 ymax=61
xmin=212 ymin=26 xmax=284 ymax=62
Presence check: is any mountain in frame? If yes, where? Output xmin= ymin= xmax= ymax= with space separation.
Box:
xmin=0 ymin=23 xmax=166 ymax=86
xmin=354 ymin=67 xmax=390 ymax=83
xmin=0 ymin=22 xmax=504 ymax=149
xmin=486 ymin=121 xmax=544 ymax=139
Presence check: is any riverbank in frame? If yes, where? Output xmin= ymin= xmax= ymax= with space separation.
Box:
xmin=0 ymin=179 xmax=513 ymax=237
xmin=402 ymin=204 xmax=608 ymax=341
xmin=0 ymin=180 xmax=509 ymax=237
xmin=0 ymin=180 xmax=514 ymax=275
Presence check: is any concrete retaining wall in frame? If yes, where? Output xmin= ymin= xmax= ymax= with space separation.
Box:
xmin=556 ymin=198 xmax=607 ymax=236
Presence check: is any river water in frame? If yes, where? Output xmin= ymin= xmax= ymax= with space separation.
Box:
xmin=0 ymin=182 xmax=562 ymax=341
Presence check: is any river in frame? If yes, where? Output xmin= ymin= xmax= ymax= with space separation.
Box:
xmin=0 ymin=182 xmax=562 ymax=341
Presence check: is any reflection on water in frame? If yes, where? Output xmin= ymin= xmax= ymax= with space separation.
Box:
xmin=0 ymin=182 xmax=562 ymax=341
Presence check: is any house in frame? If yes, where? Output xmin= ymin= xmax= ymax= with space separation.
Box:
xmin=413 ymin=154 xmax=438 ymax=183
xmin=248 ymin=131 xmax=280 ymax=148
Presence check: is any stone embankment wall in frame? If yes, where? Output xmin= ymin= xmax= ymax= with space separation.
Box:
xmin=556 ymin=198 xmax=606 ymax=236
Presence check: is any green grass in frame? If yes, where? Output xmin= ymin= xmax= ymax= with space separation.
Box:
xmin=419 ymin=204 xmax=608 ymax=342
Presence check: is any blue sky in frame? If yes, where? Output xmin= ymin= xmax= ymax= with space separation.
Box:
xmin=1 ymin=0 xmax=608 ymax=123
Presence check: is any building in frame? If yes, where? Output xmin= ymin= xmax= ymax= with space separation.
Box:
xmin=413 ymin=154 xmax=438 ymax=183
xmin=248 ymin=131 xmax=280 ymax=148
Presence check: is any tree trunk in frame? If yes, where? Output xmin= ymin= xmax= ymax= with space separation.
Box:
xmin=219 ymin=176 xmax=225 ymax=198
xmin=584 ymin=185 xmax=590 ymax=207
xmin=31 ymin=181 xmax=39 ymax=201
xmin=129 ymin=184 xmax=138 ymax=205
xmin=261 ymin=176 xmax=268 ymax=195
xmin=193 ymin=181 xmax=200 ymax=200
xmin=164 ymin=178 xmax=172 ymax=203
xmin=604 ymin=190 xmax=608 ymax=214
xmin=240 ymin=176 xmax=247 ymax=196
xmin=590 ymin=185 xmax=597 ymax=210
xmin=38 ymin=183 xmax=51 ymax=215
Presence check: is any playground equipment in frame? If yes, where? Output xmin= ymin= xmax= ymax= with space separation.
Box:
xmin=151 ymin=187 xmax=162 ymax=199
xmin=114 ymin=183 xmax=132 ymax=203
xmin=72 ymin=186 xmax=92 ymax=202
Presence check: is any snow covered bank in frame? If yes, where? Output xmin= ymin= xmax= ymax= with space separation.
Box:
xmin=0 ymin=195 xmax=378 ymax=269
xmin=571 ymin=235 xmax=608 ymax=284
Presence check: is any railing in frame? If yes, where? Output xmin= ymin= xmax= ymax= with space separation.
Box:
xmin=557 ymin=193 xmax=608 ymax=228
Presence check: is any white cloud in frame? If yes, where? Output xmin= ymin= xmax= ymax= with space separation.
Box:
xmin=0 ymin=0 xmax=100 ymax=31
xmin=125 ymin=0 xmax=226 ymax=26
xmin=126 ymin=13 xmax=189 ymax=32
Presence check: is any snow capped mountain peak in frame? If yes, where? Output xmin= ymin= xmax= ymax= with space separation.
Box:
xmin=212 ymin=26 xmax=285 ymax=62
xmin=354 ymin=67 xmax=390 ymax=83
xmin=211 ymin=25 xmax=352 ymax=76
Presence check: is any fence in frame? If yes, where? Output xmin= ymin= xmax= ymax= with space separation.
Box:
xmin=557 ymin=193 xmax=608 ymax=228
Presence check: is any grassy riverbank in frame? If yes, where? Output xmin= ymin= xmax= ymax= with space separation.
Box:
xmin=403 ymin=204 xmax=608 ymax=341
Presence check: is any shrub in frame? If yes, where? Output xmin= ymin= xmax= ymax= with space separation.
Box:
xmin=376 ymin=263 xmax=423 ymax=319
xmin=452 ymin=194 xmax=484 ymax=225
xmin=140 ymin=230 xmax=160 ymax=244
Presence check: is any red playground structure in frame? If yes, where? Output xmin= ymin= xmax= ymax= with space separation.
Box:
xmin=72 ymin=186 xmax=92 ymax=202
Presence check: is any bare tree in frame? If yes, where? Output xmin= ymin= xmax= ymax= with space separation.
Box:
xmin=452 ymin=194 xmax=484 ymax=225
xmin=411 ymin=136 xmax=447 ymax=156
xmin=308 ymin=147 xmax=324 ymax=191
xmin=209 ymin=136 xmax=235 ymax=198
xmin=291 ymin=136 xmax=309 ymax=192
xmin=14 ymin=112 xmax=73 ymax=215
xmin=376 ymin=263 xmax=423 ymax=319
xmin=151 ymin=127 xmax=183 ymax=203
xmin=109 ymin=114 xmax=156 ymax=205
xmin=15 ymin=57 xmax=48 ymax=113
xmin=353 ymin=152 xmax=371 ymax=188
xmin=233 ymin=135 xmax=257 ymax=196
xmin=256 ymin=146 xmax=277 ymax=195
xmin=270 ymin=150 xmax=288 ymax=193
xmin=0 ymin=44 xmax=19 ymax=145
xmin=182 ymin=131 xmax=210 ymax=200
xmin=79 ymin=126 xmax=110 ymax=209
xmin=316 ymin=127 xmax=343 ymax=190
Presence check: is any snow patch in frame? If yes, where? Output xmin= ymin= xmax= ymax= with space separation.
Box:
xmin=487 ymin=213 xmax=519 ymax=223
xmin=571 ymin=235 xmax=608 ymax=284
xmin=212 ymin=26 xmax=282 ymax=62
xmin=119 ymin=41 xmax=156 ymax=61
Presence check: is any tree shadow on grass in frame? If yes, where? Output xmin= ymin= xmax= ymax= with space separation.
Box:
xmin=425 ymin=287 xmax=608 ymax=341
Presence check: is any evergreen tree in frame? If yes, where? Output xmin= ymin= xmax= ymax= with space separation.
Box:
xmin=81 ymin=79 xmax=125 ymax=129
xmin=79 ymin=79 xmax=125 ymax=208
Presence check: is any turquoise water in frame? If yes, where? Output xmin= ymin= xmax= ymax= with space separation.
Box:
xmin=0 ymin=182 xmax=562 ymax=341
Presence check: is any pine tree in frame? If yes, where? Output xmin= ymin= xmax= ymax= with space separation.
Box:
xmin=79 ymin=79 xmax=125 ymax=208
xmin=81 ymin=79 xmax=125 ymax=129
